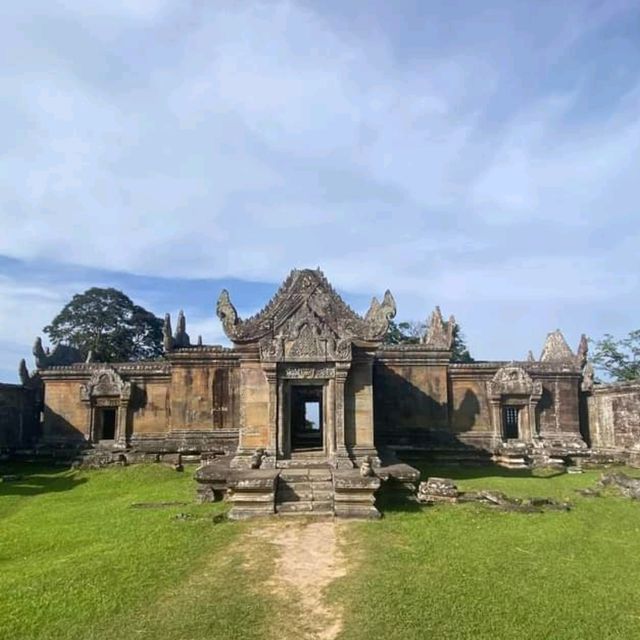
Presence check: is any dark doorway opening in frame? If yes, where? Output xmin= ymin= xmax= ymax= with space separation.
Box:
xmin=502 ymin=406 xmax=520 ymax=439
xmin=100 ymin=408 xmax=117 ymax=440
xmin=291 ymin=386 xmax=323 ymax=450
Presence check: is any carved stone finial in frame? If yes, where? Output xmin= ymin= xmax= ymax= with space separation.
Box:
xmin=19 ymin=359 xmax=29 ymax=385
xmin=422 ymin=306 xmax=456 ymax=350
xmin=364 ymin=290 xmax=396 ymax=341
xmin=174 ymin=310 xmax=191 ymax=348
xmin=577 ymin=334 xmax=589 ymax=367
xmin=163 ymin=313 xmax=174 ymax=353
xmin=527 ymin=350 xmax=536 ymax=362
xmin=197 ymin=335 xmax=203 ymax=346
xmin=216 ymin=289 xmax=239 ymax=339
xmin=540 ymin=329 xmax=575 ymax=363
xmin=33 ymin=337 xmax=46 ymax=369
xmin=581 ymin=361 xmax=595 ymax=393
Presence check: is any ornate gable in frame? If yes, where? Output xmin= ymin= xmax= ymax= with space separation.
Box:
xmin=487 ymin=365 xmax=543 ymax=398
xmin=216 ymin=269 xmax=396 ymax=361
xmin=80 ymin=368 xmax=131 ymax=402
xmin=540 ymin=329 xmax=576 ymax=363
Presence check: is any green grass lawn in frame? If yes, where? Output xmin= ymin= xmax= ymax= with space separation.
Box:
xmin=2 ymin=462 xmax=640 ymax=640
xmin=0 ymin=463 xmax=274 ymax=640
xmin=334 ymin=463 xmax=640 ymax=640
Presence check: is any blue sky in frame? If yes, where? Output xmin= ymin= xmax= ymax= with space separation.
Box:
xmin=1 ymin=0 xmax=639 ymax=382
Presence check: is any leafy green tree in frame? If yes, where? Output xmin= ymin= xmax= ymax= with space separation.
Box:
xmin=451 ymin=324 xmax=474 ymax=363
xmin=44 ymin=288 xmax=163 ymax=363
xmin=591 ymin=331 xmax=640 ymax=382
xmin=384 ymin=319 xmax=474 ymax=363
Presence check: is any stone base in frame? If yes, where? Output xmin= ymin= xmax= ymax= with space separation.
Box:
xmin=227 ymin=469 xmax=280 ymax=520
xmin=333 ymin=470 xmax=381 ymax=519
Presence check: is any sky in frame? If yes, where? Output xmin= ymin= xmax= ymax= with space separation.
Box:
xmin=1 ymin=0 xmax=639 ymax=382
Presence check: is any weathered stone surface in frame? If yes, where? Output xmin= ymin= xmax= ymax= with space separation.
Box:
xmin=417 ymin=477 xmax=459 ymax=503
xmin=227 ymin=469 xmax=280 ymax=520
xmin=598 ymin=472 xmax=640 ymax=500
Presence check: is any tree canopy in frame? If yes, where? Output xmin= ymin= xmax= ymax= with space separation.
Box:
xmin=44 ymin=287 xmax=163 ymax=363
xmin=590 ymin=330 xmax=640 ymax=382
xmin=384 ymin=320 xmax=474 ymax=363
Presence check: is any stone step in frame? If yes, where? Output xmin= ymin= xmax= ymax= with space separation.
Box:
xmin=278 ymin=510 xmax=334 ymax=518
xmin=276 ymin=501 xmax=314 ymax=513
xmin=311 ymin=489 xmax=334 ymax=502
xmin=277 ymin=488 xmax=313 ymax=501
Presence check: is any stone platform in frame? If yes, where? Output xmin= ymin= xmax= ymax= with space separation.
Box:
xmin=194 ymin=459 xmax=420 ymax=520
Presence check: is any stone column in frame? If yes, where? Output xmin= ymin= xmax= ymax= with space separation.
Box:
xmin=115 ymin=400 xmax=128 ymax=450
xmin=334 ymin=363 xmax=352 ymax=468
xmin=489 ymin=398 xmax=502 ymax=446
xmin=277 ymin=379 xmax=286 ymax=459
xmin=262 ymin=363 xmax=278 ymax=466
xmin=326 ymin=377 xmax=336 ymax=456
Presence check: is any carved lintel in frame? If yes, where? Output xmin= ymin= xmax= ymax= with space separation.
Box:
xmin=80 ymin=368 xmax=132 ymax=404
xmin=487 ymin=366 xmax=542 ymax=400
xmin=281 ymin=366 xmax=335 ymax=379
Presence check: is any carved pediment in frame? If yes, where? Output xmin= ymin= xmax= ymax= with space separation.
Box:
xmin=80 ymin=368 xmax=131 ymax=402
xmin=540 ymin=330 xmax=576 ymax=363
xmin=487 ymin=366 xmax=543 ymax=398
xmin=217 ymin=269 xmax=396 ymax=355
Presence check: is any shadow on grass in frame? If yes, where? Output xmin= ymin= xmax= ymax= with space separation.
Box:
xmin=406 ymin=460 xmax=566 ymax=481
xmin=0 ymin=463 xmax=88 ymax=497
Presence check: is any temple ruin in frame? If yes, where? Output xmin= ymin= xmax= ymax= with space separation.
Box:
xmin=3 ymin=268 xmax=640 ymax=518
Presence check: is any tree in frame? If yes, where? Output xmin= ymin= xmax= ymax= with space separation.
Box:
xmin=384 ymin=319 xmax=474 ymax=363
xmin=44 ymin=288 xmax=164 ymax=363
xmin=451 ymin=324 xmax=474 ymax=363
xmin=590 ymin=330 xmax=640 ymax=382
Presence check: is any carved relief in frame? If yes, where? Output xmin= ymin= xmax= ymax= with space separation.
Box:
xmin=216 ymin=269 xmax=395 ymax=352
xmin=281 ymin=366 xmax=335 ymax=379
xmin=80 ymin=368 xmax=132 ymax=402
xmin=487 ymin=366 xmax=543 ymax=398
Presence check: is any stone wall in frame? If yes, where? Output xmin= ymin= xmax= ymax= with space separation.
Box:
xmin=0 ymin=383 xmax=39 ymax=450
xmin=587 ymin=382 xmax=640 ymax=454
xmin=375 ymin=357 xmax=585 ymax=453
xmin=373 ymin=346 xmax=450 ymax=447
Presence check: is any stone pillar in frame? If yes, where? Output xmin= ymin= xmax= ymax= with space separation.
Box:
xmin=489 ymin=398 xmax=502 ymax=446
xmin=334 ymin=363 xmax=353 ymax=468
xmin=114 ymin=401 xmax=128 ymax=450
xmin=326 ymin=377 xmax=336 ymax=457
xmin=263 ymin=363 xmax=278 ymax=467
xmin=277 ymin=379 xmax=286 ymax=459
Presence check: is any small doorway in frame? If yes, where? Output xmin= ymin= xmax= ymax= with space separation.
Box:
xmin=502 ymin=406 xmax=520 ymax=439
xmin=290 ymin=386 xmax=323 ymax=451
xmin=99 ymin=407 xmax=117 ymax=441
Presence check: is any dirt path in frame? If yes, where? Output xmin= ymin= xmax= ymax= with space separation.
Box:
xmin=246 ymin=520 xmax=348 ymax=640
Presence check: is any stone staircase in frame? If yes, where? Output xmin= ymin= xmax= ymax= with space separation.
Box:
xmin=276 ymin=467 xmax=334 ymax=516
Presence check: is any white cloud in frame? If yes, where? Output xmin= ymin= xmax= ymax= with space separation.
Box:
xmin=0 ymin=0 xmax=639 ymax=374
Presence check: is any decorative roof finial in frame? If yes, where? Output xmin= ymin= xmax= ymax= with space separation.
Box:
xmin=577 ymin=334 xmax=589 ymax=367
xmin=540 ymin=329 xmax=575 ymax=363
xmin=422 ymin=306 xmax=456 ymax=350
xmin=163 ymin=313 xmax=174 ymax=353
xmin=173 ymin=310 xmax=191 ymax=348
xmin=19 ymin=359 xmax=29 ymax=385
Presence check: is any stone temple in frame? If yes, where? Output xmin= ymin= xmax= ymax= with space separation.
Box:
xmin=4 ymin=268 xmax=640 ymax=518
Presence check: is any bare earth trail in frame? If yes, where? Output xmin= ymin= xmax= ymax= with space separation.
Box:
xmin=245 ymin=520 xmax=349 ymax=640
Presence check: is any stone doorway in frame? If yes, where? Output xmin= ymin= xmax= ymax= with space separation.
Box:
xmin=98 ymin=407 xmax=117 ymax=441
xmin=290 ymin=385 xmax=323 ymax=451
